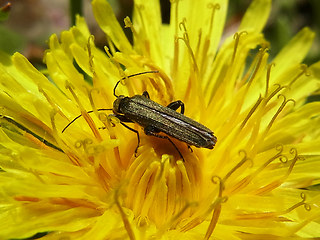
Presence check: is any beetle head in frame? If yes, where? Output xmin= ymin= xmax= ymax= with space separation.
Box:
xmin=113 ymin=95 xmax=126 ymax=114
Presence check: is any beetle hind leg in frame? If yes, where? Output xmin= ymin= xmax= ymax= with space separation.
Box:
xmin=142 ymin=91 xmax=150 ymax=99
xmin=187 ymin=145 xmax=193 ymax=152
xmin=144 ymin=126 xmax=185 ymax=162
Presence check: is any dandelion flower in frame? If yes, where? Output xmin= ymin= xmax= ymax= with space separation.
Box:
xmin=1 ymin=0 xmax=320 ymax=239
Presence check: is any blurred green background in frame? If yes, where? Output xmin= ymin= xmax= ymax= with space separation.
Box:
xmin=0 ymin=0 xmax=319 ymax=67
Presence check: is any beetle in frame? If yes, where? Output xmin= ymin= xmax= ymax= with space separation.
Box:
xmin=63 ymin=71 xmax=217 ymax=161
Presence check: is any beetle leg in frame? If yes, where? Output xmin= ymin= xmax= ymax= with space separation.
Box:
xmin=187 ymin=145 xmax=193 ymax=152
xmin=144 ymin=126 xmax=185 ymax=161
xmin=119 ymin=122 xmax=140 ymax=157
xmin=142 ymin=91 xmax=150 ymax=99
xmin=167 ymin=100 xmax=185 ymax=114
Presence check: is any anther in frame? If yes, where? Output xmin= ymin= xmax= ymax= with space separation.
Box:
xmin=104 ymin=46 xmax=113 ymax=58
xmin=124 ymin=17 xmax=137 ymax=36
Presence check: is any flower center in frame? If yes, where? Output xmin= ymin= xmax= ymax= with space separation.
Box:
xmin=124 ymin=137 xmax=204 ymax=228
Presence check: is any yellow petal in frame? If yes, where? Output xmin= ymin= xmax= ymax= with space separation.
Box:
xmin=272 ymin=27 xmax=315 ymax=82
xmin=132 ymin=0 xmax=163 ymax=65
xmin=239 ymin=0 xmax=271 ymax=33
xmin=92 ymin=0 xmax=133 ymax=53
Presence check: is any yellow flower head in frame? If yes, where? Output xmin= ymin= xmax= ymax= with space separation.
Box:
xmin=1 ymin=0 xmax=320 ymax=239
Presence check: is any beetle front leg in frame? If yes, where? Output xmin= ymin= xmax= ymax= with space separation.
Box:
xmin=120 ymin=122 xmax=140 ymax=157
xmin=108 ymin=114 xmax=140 ymax=156
xmin=167 ymin=100 xmax=185 ymax=114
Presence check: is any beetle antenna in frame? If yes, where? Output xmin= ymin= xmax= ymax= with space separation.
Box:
xmin=113 ymin=70 xmax=159 ymax=97
xmin=62 ymin=108 xmax=113 ymax=133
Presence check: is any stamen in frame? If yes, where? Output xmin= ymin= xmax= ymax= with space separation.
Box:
xmin=38 ymin=86 xmax=68 ymax=120
xmin=190 ymin=176 xmax=226 ymax=239
xmin=74 ymin=138 xmax=93 ymax=154
xmin=88 ymin=88 xmax=100 ymax=114
xmin=252 ymin=144 xmax=284 ymax=177
xmin=176 ymin=19 xmax=206 ymax=108
xmin=173 ymin=36 xmax=180 ymax=80
xmin=114 ymin=190 xmax=136 ymax=240
xmin=179 ymin=217 xmax=202 ymax=232
xmin=211 ymin=176 xmax=223 ymax=198
xmin=107 ymin=115 xmax=120 ymax=127
xmin=265 ymin=94 xmax=296 ymax=133
xmin=171 ymin=0 xmax=180 ymax=76
xmin=265 ymin=63 xmax=275 ymax=97
xmin=99 ymin=113 xmax=122 ymax=166
xmin=195 ymin=29 xmax=202 ymax=61
xmin=286 ymin=193 xmax=311 ymax=212
xmin=104 ymin=46 xmax=113 ymax=59
xmin=178 ymin=19 xmax=199 ymax=74
xmin=65 ymin=82 xmax=102 ymax=141
xmin=106 ymin=35 xmax=117 ymax=56
xmin=220 ymin=45 xmax=268 ymax=139
xmin=227 ymin=145 xmax=284 ymax=194
xmin=283 ymin=148 xmax=304 ymax=178
xmin=133 ymin=62 xmax=174 ymax=101
xmin=134 ymin=4 xmax=148 ymax=51
xmin=231 ymin=31 xmax=248 ymax=64
xmin=222 ymin=150 xmax=251 ymax=183
xmin=204 ymin=206 xmax=221 ymax=240
xmin=252 ymin=146 xmax=303 ymax=196
xmin=167 ymin=202 xmax=198 ymax=230
xmin=170 ymin=0 xmax=180 ymax=36
xmin=124 ymin=17 xmax=138 ymax=37
xmin=288 ymin=64 xmax=311 ymax=87
xmin=240 ymin=94 xmax=263 ymax=129
xmin=207 ymin=3 xmax=220 ymax=37
xmin=198 ymin=3 xmax=220 ymax=75
xmin=87 ymin=35 xmax=95 ymax=75
xmin=245 ymin=47 xmax=269 ymax=88
xmin=50 ymin=111 xmax=81 ymax=166
xmin=236 ymin=193 xmax=311 ymax=220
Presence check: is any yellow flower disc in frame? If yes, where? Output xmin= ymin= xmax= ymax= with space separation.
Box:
xmin=0 ymin=0 xmax=320 ymax=239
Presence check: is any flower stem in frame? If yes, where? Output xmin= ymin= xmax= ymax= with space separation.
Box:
xmin=69 ymin=0 xmax=83 ymax=26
